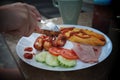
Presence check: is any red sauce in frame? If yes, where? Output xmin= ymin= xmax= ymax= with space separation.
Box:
xmin=24 ymin=47 xmax=33 ymax=52
xmin=24 ymin=47 xmax=34 ymax=59
xmin=23 ymin=53 xmax=33 ymax=59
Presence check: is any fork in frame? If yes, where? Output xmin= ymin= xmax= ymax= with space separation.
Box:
xmin=41 ymin=20 xmax=59 ymax=32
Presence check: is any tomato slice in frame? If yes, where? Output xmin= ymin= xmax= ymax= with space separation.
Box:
xmin=60 ymin=48 xmax=78 ymax=60
xmin=48 ymin=47 xmax=78 ymax=60
xmin=48 ymin=47 xmax=61 ymax=56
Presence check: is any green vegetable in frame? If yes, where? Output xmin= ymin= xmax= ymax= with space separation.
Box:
xmin=58 ymin=55 xmax=77 ymax=67
xmin=45 ymin=53 xmax=59 ymax=67
xmin=35 ymin=51 xmax=77 ymax=68
xmin=35 ymin=51 xmax=47 ymax=63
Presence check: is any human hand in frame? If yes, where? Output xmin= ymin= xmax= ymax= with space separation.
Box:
xmin=0 ymin=2 xmax=41 ymax=37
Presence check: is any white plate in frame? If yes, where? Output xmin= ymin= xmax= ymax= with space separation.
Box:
xmin=16 ymin=25 xmax=112 ymax=71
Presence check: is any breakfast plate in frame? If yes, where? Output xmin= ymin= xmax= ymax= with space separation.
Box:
xmin=16 ymin=24 xmax=112 ymax=71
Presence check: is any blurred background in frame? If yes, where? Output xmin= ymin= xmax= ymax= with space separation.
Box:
xmin=0 ymin=0 xmax=119 ymax=28
xmin=0 ymin=0 xmax=94 ymax=19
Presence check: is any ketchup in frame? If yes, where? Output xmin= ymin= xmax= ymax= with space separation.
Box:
xmin=24 ymin=47 xmax=33 ymax=52
xmin=23 ymin=53 xmax=33 ymax=59
xmin=23 ymin=47 xmax=34 ymax=59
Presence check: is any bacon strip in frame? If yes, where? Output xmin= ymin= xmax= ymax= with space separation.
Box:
xmin=72 ymin=43 xmax=102 ymax=63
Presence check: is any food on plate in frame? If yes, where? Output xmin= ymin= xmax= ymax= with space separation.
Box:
xmin=35 ymin=51 xmax=47 ymax=63
xmin=35 ymin=51 xmax=59 ymax=67
xmin=33 ymin=34 xmax=67 ymax=51
xmin=45 ymin=52 xmax=59 ymax=67
xmin=48 ymin=47 xmax=61 ymax=56
xmin=72 ymin=42 xmax=102 ymax=63
xmin=60 ymin=27 xmax=74 ymax=33
xmin=23 ymin=47 xmax=34 ymax=59
xmin=52 ymin=34 xmax=67 ymax=47
xmin=80 ymin=29 xmax=105 ymax=41
xmin=33 ymin=26 xmax=106 ymax=66
xmin=24 ymin=47 xmax=33 ymax=52
xmin=43 ymin=40 xmax=53 ymax=50
xmin=35 ymin=51 xmax=77 ymax=67
xmin=39 ymin=29 xmax=60 ymax=37
xmin=16 ymin=24 xmax=112 ymax=71
xmin=59 ymin=48 xmax=78 ymax=60
xmin=48 ymin=47 xmax=78 ymax=60
xmin=23 ymin=53 xmax=33 ymax=59
xmin=59 ymin=27 xmax=106 ymax=63
xmin=58 ymin=55 xmax=76 ymax=67
xmin=34 ymin=36 xmax=44 ymax=51
xmin=69 ymin=35 xmax=105 ymax=46
xmin=60 ymin=27 xmax=106 ymax=46
xmin=34 ymin=35 xmax=53 ymax=51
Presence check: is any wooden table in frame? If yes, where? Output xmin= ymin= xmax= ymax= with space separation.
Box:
xmin=3 ymin=12 xmax=119 ymax=80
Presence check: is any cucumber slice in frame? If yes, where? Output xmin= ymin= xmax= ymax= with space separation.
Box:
xmin=58 ymin=55 xmax=77 ymax=67
xmin=45 ymin=53 xmax=59 ymax=67
xmin=35 ymin=51 xmax=47 ymax=63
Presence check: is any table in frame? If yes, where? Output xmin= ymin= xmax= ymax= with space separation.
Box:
xmin=3 ymin=12 xmax=120 ymax=80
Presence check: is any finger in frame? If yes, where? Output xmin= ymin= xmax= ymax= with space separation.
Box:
xmin=6 ymin=29 xmax=24 ymax=37
xmin=34 ymin=25 xmax=41 ymax=33
xmin=29 ymin=10 xmax=37 ymax=20
xmin=24 ymin=15 xmax=38 ymax=36
xmin=25 ymin=3 xmax=41 ymax=18
xmin=29 ymin=10 xmax=41 ymax=21
xmin=25 ymin=5 xmax=41 ymax=21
